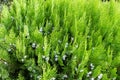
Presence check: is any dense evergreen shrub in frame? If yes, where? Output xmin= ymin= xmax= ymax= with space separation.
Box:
xmin=0 ymin=0 xmax=120 ymax=80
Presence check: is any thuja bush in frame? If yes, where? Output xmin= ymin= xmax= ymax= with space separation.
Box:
xmin=0 ymin=0 xmax=120 ymax=80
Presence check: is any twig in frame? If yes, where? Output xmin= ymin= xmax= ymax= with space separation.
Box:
xmin=0 ymin=58 xmax=9 ymax=65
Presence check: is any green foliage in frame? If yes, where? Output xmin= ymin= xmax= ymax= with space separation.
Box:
xmin=0 ymin=0 xmax=120 ymax=80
